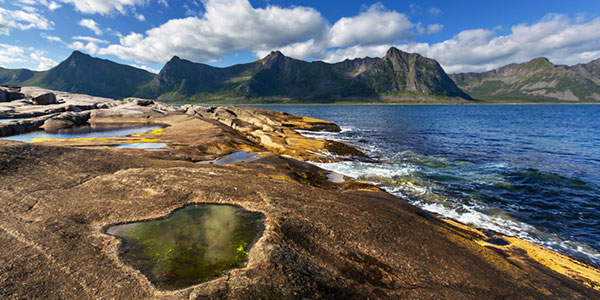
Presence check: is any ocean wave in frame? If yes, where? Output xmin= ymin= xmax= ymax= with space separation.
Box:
xmin=311 ymin=159 xmax=600 ymax=266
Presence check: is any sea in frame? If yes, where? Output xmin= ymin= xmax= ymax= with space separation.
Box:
xmin=252 ymin=104 xmax=600 ymax=267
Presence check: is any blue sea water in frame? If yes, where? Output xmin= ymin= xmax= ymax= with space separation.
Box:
xmin=253 ymin=104 xmax=600 ymax=266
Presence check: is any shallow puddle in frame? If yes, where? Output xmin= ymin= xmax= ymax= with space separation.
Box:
xmin=327 ymin=172 xmax=345 ymax=183
xmin=2 ymin=123 xmax=163 ymax=142
xmin=106 ymin=204 xmax=264 ymax=290
xmin=115 ymin=143 xmax=168 ymax=151
xmin=215 ymin=152 xmax=259 ymax=165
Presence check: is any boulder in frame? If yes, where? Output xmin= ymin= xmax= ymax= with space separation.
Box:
xmin=0 ymin=89 xmax=7 ymax=102
xmin=41 ymin=111 xmax=91 ymax=131
xmin=33 ymin=92 xmax=57 ymax=105
xmin=1 ymin=87 xmax=25 ymax=101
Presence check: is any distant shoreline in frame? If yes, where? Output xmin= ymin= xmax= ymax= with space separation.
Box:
xmin=171 ymin=101 xmax=600 ymax=106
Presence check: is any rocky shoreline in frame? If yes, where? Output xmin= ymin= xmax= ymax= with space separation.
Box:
xmin=0 ymin=86 xmax=599 ymax=299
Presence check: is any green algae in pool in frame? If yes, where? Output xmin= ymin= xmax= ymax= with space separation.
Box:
xmin=106 ymin=204 xmax=264 ymax=290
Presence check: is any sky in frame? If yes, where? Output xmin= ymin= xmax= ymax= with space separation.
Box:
xmin=1 ymin=0 xmax=600 ymax=74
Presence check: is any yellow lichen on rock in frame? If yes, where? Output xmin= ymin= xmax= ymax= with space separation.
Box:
xmin=441 ymin=218 xmax=600 ymax=291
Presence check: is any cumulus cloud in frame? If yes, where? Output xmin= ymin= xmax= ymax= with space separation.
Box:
xmin=29 ymin=50 xmax=58 ymax=70
xmin=327 ymin=3 xmax=416 ymax=47
xmin=99 ymin=1 xmax=438 ymax=64
xmin=91 ymin=1 xmax=600 ymax=75
xmin=287 ymin=13 xmax=600 ymax=74
xmin=78 ymin=18 xmax=102 ymax=35
xmin=399 ymin=14 xmax=600 ymax=72
xmin=0 ymin=44 xmax=28 ymax=66
xmin=130 ymin=63 xmax=159 ymax=74
xmin=99 ymin=0 xmax=327 ymax=63
xmin=13 ymin=0 xmax=61 ymax=11
xmin=0 ymin=6 xmax=53 ymax=35
xmin=72 ymin=35 xmax=109 ymax=44
xmin=0 ymin=44 xmax=56 ymax=70
xmin=58 ymin=0 xmax=146 ymax=15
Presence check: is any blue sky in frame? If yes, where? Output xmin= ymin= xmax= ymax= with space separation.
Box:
xmin=1 ymin=0 xmax=600 ymax=73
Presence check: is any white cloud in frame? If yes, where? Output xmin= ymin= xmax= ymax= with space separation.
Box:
xmin=398 ymin=14 xmax=600 ymax=73
xmin=323 ymin=44 xmax=392 ymax=63
xmin=0 ymin=6 xmax=53 ymax=35
xmin=78 ymin=18 xmax=102 ymax=35
xmin=41 ymin=33 xmax=62 ymax=42
xmin=135 ymin=13 xmax=145 ymax=21
xmin=58 ymin=0 xmax=146 ymax=15
xmin=130 ymin=63 xmax=159 ymax=73
xmin=0 ymin=44 xmax=27 ymax=66
xmin=99 ymin=1 xmax=439 ymax=64
xmin=13 ymin=0 xmax=61 ymax=11
xmin=91 ymin=2 xmax=600 ymax=75
xmin=29 ymin=50 xmax=58 ymax=70
xmin=427 ymin=7 xmax=442 ymax=17
xmin=328 ymin=3 xmax=416 ymax=47
xmin=99 ymin=0 xmax=327 ymax=63
xmin=72 ymin=35 xmax=109 ymax=43
xmin=0 ymin=44 xmax=57 ymax=70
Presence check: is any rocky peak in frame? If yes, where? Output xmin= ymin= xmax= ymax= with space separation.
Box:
xmin=260 ymin=50 xmax=290 ymax=69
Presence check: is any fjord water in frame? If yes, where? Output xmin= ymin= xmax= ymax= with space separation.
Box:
xmin=255 ymin=104 xmax=600 ymax=266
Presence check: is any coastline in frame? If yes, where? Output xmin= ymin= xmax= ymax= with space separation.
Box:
xmin=0 ymin=87 xmax=599 ymax=298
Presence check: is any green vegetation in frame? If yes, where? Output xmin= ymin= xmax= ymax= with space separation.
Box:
xmin=1 ymin=48 xmax=471 ymax=103
xmin=450 ymin=57 xmax=600 ymax=102
xmin=106 ymin=204 xmax=264 ymax=290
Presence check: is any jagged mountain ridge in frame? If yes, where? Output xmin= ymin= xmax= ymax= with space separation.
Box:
xmin=21 ymin=51 xmax=155 ymax=99
xmin=2 ymin=48 xmax=471 ymax=102
xmin=450 ymin=57 xmax=600 ymax=102
xmin=139 ymin=47 xmax=471 ymax=102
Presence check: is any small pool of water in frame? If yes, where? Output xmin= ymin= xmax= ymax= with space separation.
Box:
xmin=215 ymin=152 xmax=259 ymax=165
xmin=105 ymin=204 xmax=264 ymax=290
xmin=326 ymin=172 xmax=345 ymax=183
xmin=115 ymin=143 xmax=168 ymax=151
xmin=0 ymin=119 xmax=18 ymax=123
xmin=2 ymin=123 xmax=163 ymax=142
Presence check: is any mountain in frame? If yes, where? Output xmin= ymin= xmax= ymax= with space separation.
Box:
xmin=138 ymin=47 xmax=471 ymax=102
xmin=1 ymin=48 xmax=470 ymax=102
xmin=568 ymin=58 xmax=600 ymax=83
xmin=21 ymin=51 xmax=155 ymax=99
xmin=0 ymin=67 xmax=38 ymax=85
xmin=450 ymin=57 xmax=600 ymax=102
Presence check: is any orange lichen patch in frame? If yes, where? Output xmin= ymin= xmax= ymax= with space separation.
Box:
xmin=440 ymin=218 xmax=600 ymax=291
xmin=477 ymin=237 xmax=600 ymax=291
xmin=131 ymin=128 xmax=164 ymax=136
xmin=258 ymin=173 xmax=297 ymax=184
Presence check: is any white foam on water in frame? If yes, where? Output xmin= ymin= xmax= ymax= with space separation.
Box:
xmin=311 ymin=161 xmax=415 ymax=179
xmin=311 ymin=159 xmax=600 ymax=266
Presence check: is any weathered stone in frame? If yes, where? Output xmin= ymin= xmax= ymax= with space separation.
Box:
xmin=0 ymin=88 xmax=8 ymax=102
xmin=32 ymin=92 xmax=57 ymax=105
xmin=41 ymin=111 xmax=91 ymax=130
xmin=0 ymin=86 xmax=25 ymax=101
xmin=0 ymin=90 xmax=599 ymax=300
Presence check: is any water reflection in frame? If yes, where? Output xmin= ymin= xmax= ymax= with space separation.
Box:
xmin=2 ymin=123 xmax=163 ymax=142
xmin=106 ymin=204 xmax=264 ymax=290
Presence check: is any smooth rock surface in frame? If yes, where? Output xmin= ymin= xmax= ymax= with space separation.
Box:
xmin=32 ymin=92 xmax=57 ymax=105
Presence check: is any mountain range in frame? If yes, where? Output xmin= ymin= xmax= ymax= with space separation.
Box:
xmin=1 ymin=48 xmax=599 ymax=103
xmin=0 ymin=48 xmax=470 ymax=103
xmin=450 ymin=57 xmax=600 ymax=102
